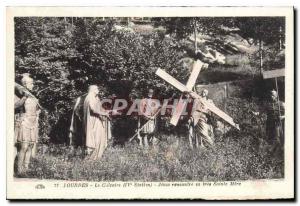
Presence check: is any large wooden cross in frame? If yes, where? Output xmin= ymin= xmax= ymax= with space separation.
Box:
xmin=155 ymin=60 xmax=240 ymax=130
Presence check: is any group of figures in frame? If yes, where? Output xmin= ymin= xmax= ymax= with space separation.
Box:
xmin=14 ymin=73 xmax=285 ymax=176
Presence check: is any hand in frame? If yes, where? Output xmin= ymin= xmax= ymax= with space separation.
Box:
xmin=112 ymin=110 xmax=121 ymax=115
xmin=146 ymin=115 xmax=154 ymax=120
xmin=99 ymin=112 xmax=109 ymax=118
xmin=23 ymin=91 xmax=30 ymax=97
xmin=280 ymin=115 xmax=285 ymax=120
xmin=21 ymin=96 xmax=28 ymax=101
xmin=203 ymin=63 xmax=209 ymax=70
xmin=252 ymin=111 xmax=259 ymax=116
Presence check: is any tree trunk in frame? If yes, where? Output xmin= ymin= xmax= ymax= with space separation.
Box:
xmin=194 ymin=19 xmax=197 ymax=54
xmin=259 ymin=39 xmax=263 ymax=75
xmin=279 ymin=26 xmax=282 ymax=50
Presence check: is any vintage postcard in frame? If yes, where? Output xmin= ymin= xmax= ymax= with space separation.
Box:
xmin=6 ymin=7 xmax=294 ymax=200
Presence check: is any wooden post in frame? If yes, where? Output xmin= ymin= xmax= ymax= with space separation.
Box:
xmin=194 ymin=19 xmax=197 ymax=53
xmin=137 ymin=118 xmax=142 ymax=146
xmin=259 ymin=39 xmax=263 ymax=75
xmin=275 ymin=77 xmax=283 ymax=136
xmin=279 ymin=26 xmax=282 ymax=50
xmin=223 ymin=84 xmax=227 ymax=136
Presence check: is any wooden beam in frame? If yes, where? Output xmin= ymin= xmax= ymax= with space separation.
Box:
xmin=155 ymin=69 xmax=188 ymax=92
xmin=170 ymin=95 xmax=189 ymax=126
xmin=202 ymin=99 xmax=239 ymax=130
xmin=262 ymin=69 xmax=285 ymax=79
xmin=186 ymin=60 xmax=204 ymax=91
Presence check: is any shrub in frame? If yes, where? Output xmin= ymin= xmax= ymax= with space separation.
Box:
xmin=15 ymin=18 xmax=187 ymax=144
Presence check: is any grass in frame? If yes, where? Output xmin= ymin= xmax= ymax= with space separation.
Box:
xmin=26 ymin=97 xmax=284 ymax=181
xmin=27 ymin=135 xmax=283 ymax=181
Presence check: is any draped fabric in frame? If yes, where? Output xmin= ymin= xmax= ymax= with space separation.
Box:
xmin=265 ymin=101 xmax=285 ymax=144
xmin=194 ymin=118 xmax=214 ymax=146
xmin=69 ymin=94 xmax=87 ymax=146
xmin=106 ymin=119 xmax=112 ymax=141
xmin=191 ymin=98 xmax=214 ymax=147
xmin=83 ymin=93 xmax=109 ymax=160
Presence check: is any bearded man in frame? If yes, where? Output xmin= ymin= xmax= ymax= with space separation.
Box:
xmin=189 ymin=88 xmax=215 ymax=148
xmin=83 ymin=85 xmax=111 ymax=160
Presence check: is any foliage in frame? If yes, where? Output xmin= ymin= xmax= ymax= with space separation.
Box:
xmin=153 ymin=17 xmax=235 ymax=39
xmin=234 ymin=17 xmax=285 ymax=47
xmin=154 ymin=17 xmax=285 ymax=47
xmin=15 ymin=17 xmax=187 ymax=143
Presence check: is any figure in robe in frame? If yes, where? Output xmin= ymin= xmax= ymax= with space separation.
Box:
xmin=265 ymin=90 xmax=285 ymax=146
xmin=83 ymin=85 xmax=111 ymax=160
xmin=189 ymin=88 xmax=215 ymax=148
xmin=69 ymin=93 xmax=87 ymax=147
xmin=253 ymin=90 xmax=285 ymax=152
xmin=14 ymin=74 xmax=40 ymax=175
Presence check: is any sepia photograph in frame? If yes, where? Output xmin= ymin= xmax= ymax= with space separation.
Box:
xmin=6 ymin=7 xmax=294 ymax=200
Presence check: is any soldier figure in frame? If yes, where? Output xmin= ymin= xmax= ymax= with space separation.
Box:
xmin=138 ymin=89 xmax=159 ymax=148
xmin=15 ymin=74 xmax=40 ymax=175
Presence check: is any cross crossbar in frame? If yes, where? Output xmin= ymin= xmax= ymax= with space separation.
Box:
xmin=156 ymin=68 xmax=240 ymax=130
xmin=262 ymin=69 xmax=285 ymax=79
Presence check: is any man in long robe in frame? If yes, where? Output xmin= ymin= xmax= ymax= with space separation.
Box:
xmin=69 ymin=93 xmax=87 ymax=147
xmin=253 ymin=90 xmax=285 ymax=151
xmin=189 ymin=88 xmax=215 ymax=148
xmin=265 ymin=90 xmax=285 ymax=146
xmin=83 ymin=85 xmax=110 ymax=160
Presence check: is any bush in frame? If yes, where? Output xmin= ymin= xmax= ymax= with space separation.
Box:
xmin=15 ymin=18 xmax=187 ymax=144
